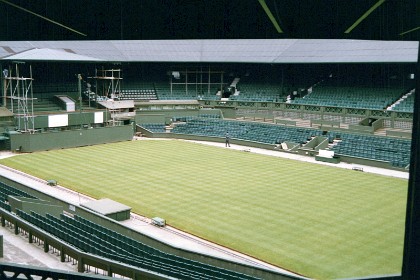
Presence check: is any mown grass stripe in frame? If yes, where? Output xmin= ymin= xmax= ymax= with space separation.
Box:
xmin=0 ymin=140 xmax=407 ymax=279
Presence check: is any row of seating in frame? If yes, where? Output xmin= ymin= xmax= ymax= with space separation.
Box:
xmin=391 ymin=91 xmax=415 ymax=112
xmin=0 ymin=178 xmax=261 ymax=279
xmin=170 ymin=118 xmax=411 ymax=167
xmin=198 ymin=95 xmax=221 ymax=101
xmin=16 ymin=209 xmax=260 ymax=280
xmin=0 ymin=181 xmax=37 ymax=202
xmin=198 ymin=114 xmax=221 ymax=119
xmin=229 ymin=94 xmax=280 ymax=102
xmin=8 ymin=98 xmax=63 ymax=113
xmin=159 ymin=96 xmax=198 ymax=100
xmin=330 ymin=132 xmax=411 ymax=167
xmin=0 ymin=200 xmax=11 ymax=211
xmin=172 ymin=115 xmax=221 ymax=123
xmin=0 ymin=181 xmax=37 ymax=213
xmin=120 ymin=89 xmax=158 ymax=100
xmin=291 ymin=85 xmax=406 ymax=110
xmin=291 ymin=98 xmax=390 ymax=110
xmin=30 ymin=77 xmax=409 ymax=110
xmin=33 ymin=83 xmax=78 ymax=94
xmin=140 ymin=123 xmax=166 ymax=133
xmin=232 ymin=78 xmax=308 ymax=103
xmin=172 ymin=118 xmax=323 ymax=145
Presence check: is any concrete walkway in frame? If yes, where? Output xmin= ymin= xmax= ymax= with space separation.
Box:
xmin=0 ymin=138 xmax=408 ymax=278
xmin=0 ymin=224 xmax=76 ymax=272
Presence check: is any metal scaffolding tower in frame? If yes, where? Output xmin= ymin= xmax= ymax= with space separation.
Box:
xmin=2 ymin=64 xmax=35 ymax=133
xmin=89 ymin=68 xmax=122 ymax=102
xmin=89 ymin=68 xmax=123 ymax=126
xmin=169 ymin=66 xmax=225 ymax=98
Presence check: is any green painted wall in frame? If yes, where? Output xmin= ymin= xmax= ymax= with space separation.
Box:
xmin=8 ymin=196 xmax=63 ymax=217
xmin=136 ymin=109 xmax=199 ymax=124
xmin=107 ymin=211 xmax=130 ymax=221
xmin=216 ymin=107 xmax=236 ymax=118
xmin=10 ymin=125 xmax=134 ymax=152
xmin=136 ymin=108 xmax=224 ymax=125
xmin=135 ymin=114 xmax=166 ymax=124
xmin=387 ymin=130 xmax=412 ymax=138
xmin=14 ymin=111 xmax=109 ymax=130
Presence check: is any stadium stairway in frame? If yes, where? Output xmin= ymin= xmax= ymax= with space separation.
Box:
xmin=387 ymin=89 xmax=415 ymax=112
xmin=230 ymin=77 xmax=240 ymax=88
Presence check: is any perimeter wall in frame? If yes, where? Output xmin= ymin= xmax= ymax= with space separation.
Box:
xmin=9 ymin=125 xmax=134 ymax=152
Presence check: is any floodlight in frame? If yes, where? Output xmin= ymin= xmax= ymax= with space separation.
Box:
xmin=3 ymin=69 xmax=8 ymax=78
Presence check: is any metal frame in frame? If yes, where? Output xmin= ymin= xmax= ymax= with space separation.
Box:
xmin=169 ymin=66 xmax=225 ymax=98
xmin=2 ymin=63 xmax=35 ymax=133
xmin=89 ymin=68 xmax=122 ymax=102
xmin=89 ymin=68 xmax=123 ymax=126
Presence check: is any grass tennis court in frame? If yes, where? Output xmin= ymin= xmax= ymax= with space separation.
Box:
xmin=0 ymin=139 xmax=408 ymax=279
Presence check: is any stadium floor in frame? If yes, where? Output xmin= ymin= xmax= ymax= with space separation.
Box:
xmin=0 ymin=138 xmax=408 ymax=277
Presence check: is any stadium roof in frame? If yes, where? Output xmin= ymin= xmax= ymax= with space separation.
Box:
xmin=0 ymin=1 xmax=417 ymax=42
xmin=2 ymin=47 xmax=104 ymax=62
xmin=0 ymin=107 xmax=13 ymax=117
xmin=0 ymin=39 xmax=418 ymax=64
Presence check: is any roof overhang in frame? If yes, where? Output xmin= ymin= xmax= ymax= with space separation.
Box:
xmin=0 ymin=39 xmax=418 ymax=64
xmin=1 ymin=47 xmax=104 ymax=62
xmin=0 ymin=107 xmax=14 ymax=117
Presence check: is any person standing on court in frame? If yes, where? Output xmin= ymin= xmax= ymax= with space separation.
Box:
xmin=225 ymin=132 xmax=231 ymax=147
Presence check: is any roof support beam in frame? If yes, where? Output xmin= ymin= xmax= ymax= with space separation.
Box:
xmin=344 ymin=0 xmax=386 ymax=34
xmin=400 ymin=26 xmax=420 ymax=36
xmin=257 ymin=0 xmax=283 ymax=33
xmin=0 ymin=0 xmax=87 ymax=37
